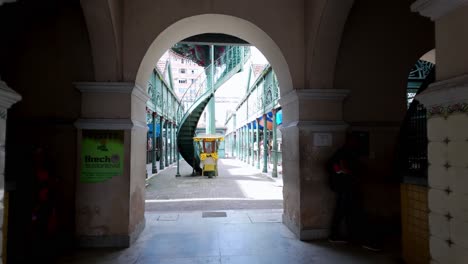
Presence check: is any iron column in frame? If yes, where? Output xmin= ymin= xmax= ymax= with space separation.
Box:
xmin=256 ymin=118 xmax=260 ymax=169
xmin=152 ymin=112 xmax=158 ymax=174
xmin=159 ymin=116 xmax=165 ymax=170
xmin=272 ymin=109 xmax=278 ymax=177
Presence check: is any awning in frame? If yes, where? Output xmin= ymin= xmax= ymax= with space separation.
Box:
xmin=257 ymin=109 xmax=282 ymax=130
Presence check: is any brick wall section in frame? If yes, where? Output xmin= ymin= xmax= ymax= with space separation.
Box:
xmin=401 ymin=183 xmax=430 ymax=264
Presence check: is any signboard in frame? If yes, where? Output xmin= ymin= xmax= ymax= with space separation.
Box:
xmin=81 ymin=130 xmax=124 ymax=183
xmin=313 ymin=133 xmax=332 ymax=147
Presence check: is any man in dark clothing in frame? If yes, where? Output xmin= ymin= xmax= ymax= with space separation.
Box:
xmin=327 ymin=135 xmax=382 ymax=251
xmin=327 ymin=138 xmax=358 ymax=242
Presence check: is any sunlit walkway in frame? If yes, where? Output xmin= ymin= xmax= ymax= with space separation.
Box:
xmin=59 ymin=210 xmax=400 ymax=264
xmin=145 ymin=158 xmax=283 ymax=212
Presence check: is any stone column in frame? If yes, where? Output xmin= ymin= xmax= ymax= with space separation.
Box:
xmin=0 ymin=80 xmax=21 ymax=260
xmin=272 ymin=109 xmax=278 ymax=178
xmin=412 ymin=2 xmax=468 ymax=262
xmin=74 ymin=82 xmax=149 ymax=247
xmin=279 ymin=89 xmax=348 ymax=240
xmin=262 ymin=114 xmax=268 ymax=173
xmin=151 ymin=113 xmax=157 ymax=174
xmin=256 ymin=119 xmax=260 ymax=169
xmin=159 ymin=116 xmax=165 ymax=170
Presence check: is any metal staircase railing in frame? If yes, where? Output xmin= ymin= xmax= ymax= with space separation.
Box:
xmin=175 ymin=46 xmax=251 ymax=173
xmin=176 ymin=46 xmax=250 ymax=123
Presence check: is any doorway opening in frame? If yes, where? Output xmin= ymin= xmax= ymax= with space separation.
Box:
xmin=144 ymin=37 xmax=284 ymax=217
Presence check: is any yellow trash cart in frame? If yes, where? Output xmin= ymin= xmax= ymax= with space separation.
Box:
xmin=193 ymin=135 xmax=224 ymax=177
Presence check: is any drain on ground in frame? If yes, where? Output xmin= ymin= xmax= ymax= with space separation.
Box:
xmin=202 ymin=211 xmax=227 ymax=218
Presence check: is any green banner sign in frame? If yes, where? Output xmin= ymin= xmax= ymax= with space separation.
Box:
xmin=81 ymin=130 xmax=124 ymax=183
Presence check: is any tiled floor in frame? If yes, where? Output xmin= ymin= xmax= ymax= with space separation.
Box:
xmin=58 ymin=210 xmax=401 ymax=264
xmin=58 ymin=159 xmax=401 ymax=263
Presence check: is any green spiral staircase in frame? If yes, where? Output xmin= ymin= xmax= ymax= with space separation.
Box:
xmin=176 ymin=46 xmax=251 ymax=174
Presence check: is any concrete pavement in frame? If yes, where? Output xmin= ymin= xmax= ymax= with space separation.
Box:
xmin=145 ymin=158 xmax=283 ymax=212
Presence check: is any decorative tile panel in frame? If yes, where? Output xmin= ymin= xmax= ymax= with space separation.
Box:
xmin=428 ymin=189 xmax=449 ymax=215
xmin=446 ymin=114 xmax=468 ymax=141
xmin=447 ymin=141 xmax=468 ymax=167
xmin=429 ymin=165 xmax=448 ymax=189
xmin=448 ymin=167 xmax=468 ymax=196
xmin=430 ymin=236 xmax=452 ymax=264
xmin=451 ymin=219 xmax=468 ymax=249
xmin=428 ymin=116 xmax=448 ymax=142
xmin=428 ymin=142 xmax=448 ymax=166
xmin=447 ymin=194 xmax=468 ymax=222
xmin=429 ymin=212 xmax=450 ymax=240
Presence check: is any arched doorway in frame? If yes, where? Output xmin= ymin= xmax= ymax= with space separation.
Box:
xmin=135 ymin=12 xmax=293 ymax=225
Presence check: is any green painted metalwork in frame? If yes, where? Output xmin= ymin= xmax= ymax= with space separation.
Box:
xmin=152 ymin=114 xmax=157 ymax=174
xmin=256 ymin=119 xmax=260 ymax=169
xmin=159 ymin=116 xmax=165 ymax=170
xmin=223 ymin=64 xmax=280 ymax=168
xmin=242 ymin=126 xmax=245 ymax=162
xmin=272 ymin=109 xmax=278 ymax=178
xmin=207 ymin=45 xmax=216 ymax=135
xmin=250 ymin=122 xmax=254 ymax=166
xmin=165 ymin=120 xmax=169 ymax=167
xmin=245 ymin=126 xmax=248 ymax=163
xmin=176 ymin=46 xmax=251 ymax=173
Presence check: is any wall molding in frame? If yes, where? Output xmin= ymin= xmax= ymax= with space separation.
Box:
xmin=280 ymin=120 xmax=349 ymax=132
xmin=0 ymin=80 xmax=22 ymax=110
xmin=74 ymin=118 xmax=147 ymax=130
xmin=133 ymin=84 xmax=151 ymax=102
xmin=75 ymin=82 xmax=150 ymax=102
xmin=75 ymin=82 xmax=135 ymax=94
xmin=411 ymin=0 xmax=468 ymax=20
xmin=416 ymin=74 xmax=468 ymax=108
xmin=279 ymin=89 xmax=350 ymax=107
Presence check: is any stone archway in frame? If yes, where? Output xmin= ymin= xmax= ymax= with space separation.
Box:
xmin=134 ymin=13 xmax=298 ymax=231
xmin=135 ymin=14 xmax=293 ymax=98
xmin=77 ymin=1 xmax=355 ymax=244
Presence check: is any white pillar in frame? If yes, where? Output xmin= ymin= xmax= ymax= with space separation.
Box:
xmin=0 ymin=79 xmax=22 ymax=259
